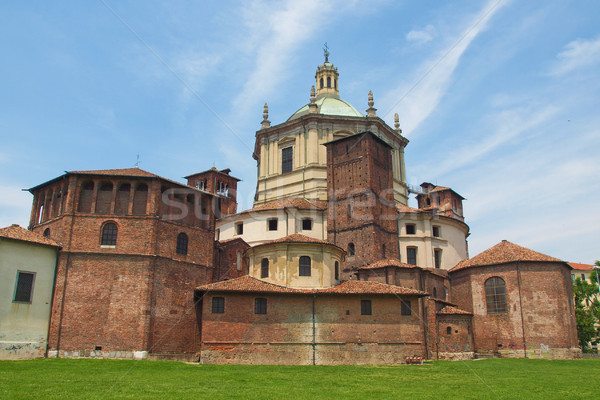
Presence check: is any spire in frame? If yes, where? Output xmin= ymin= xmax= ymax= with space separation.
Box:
xmin=366 ymin=90 xmax=377 ymax=117
xmin=315 ymin=45 xmax=339 ymax=99
xmin=261 ymin=103 xmax=270 ymax=129
xmin=394 ymin=113 xmax=402 ymax=133
xmin=309 ymin=86 xmax=318 ymax=113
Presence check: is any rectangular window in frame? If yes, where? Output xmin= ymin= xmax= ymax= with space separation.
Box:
xmin=255 ymin=298 xmax=267 ymax=314
xmin=235 ymin=222 xmax=243 ymax=235
xmin=407 ymin=247 xmax=417 ymax=265
xmin=268 ymin=218 xmax=278 ymax=231
xmin=432 ymin=226 xmax=440 ymax=238
xmin=571 ymin=274 xmax=575 ymax=280
xmin=302 ymin=218 xmax=312 ymax=231
xmin=406 ymin=224 xmax=416 ymax=235
xmin=434 ymin=249 xmax=442 ymax=269
xmin=14 ymin=271 xmax=35 ymax=303
xmin=401 ymin=300 xmax=412 ymax=316
xmin=582 ymin=274 xmax=586 ymax=281
xmin=299 ymin=256 xmax=311 ymax=276
xmin=361 ymin=300 xmax=372 ymax=315
xmin=281 ymin=146 xmax=293 ymax=174
xmin=212 ymin=297 xmax=225 ymax=313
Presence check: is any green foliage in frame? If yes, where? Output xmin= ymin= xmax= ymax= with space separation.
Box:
xmin=573 ymin=263 xmax=600 ymax=351
xmin=1 ymin=359 xmax=600 ymax=399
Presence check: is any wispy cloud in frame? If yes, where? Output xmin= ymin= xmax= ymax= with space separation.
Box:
xmin=406 ymin=24 xmax=436 ymax=46
xmin=548 ymin=34 xmax=600 ymax=76
xmin=381 ymin=0 xmax=509 ymax=132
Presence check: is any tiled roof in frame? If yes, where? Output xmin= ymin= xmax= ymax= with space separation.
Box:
xmin=569 ymin=263 xmax=595 ymax=271
xmin=396 ymin=204 xmax=420 ymax=213
xmin=184 ymin=167 xmax=240 ymax=181
xmin=422 ymin=267 xmax=449 ymax=277
xmin=437 ymin=305 xmax=472 ymax=315
xmin=196 ymin=275 xmax=427 ymax=296
xmin=260 ymin=233 xmax=335 ymax=247
xmin=0 ymin=224 xmax=60 ymax=247
xmin=69 ymin=167 xmax=159 ymax=177
xmin=252 ymin=198 xmax=327 ymax=211
xmin=359 ymin=258 xmax=419 ymax=270
xmin=450 ymin=240 xmax=563 ymax=272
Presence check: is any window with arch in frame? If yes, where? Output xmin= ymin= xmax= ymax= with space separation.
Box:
xmin=176 ymin=233 xmax=188 ymax=255
xmin=95 ymin=182 xmax=113 ymax=214
xmin=299 ymin=256 xmax=311 ymax=276
xmin=115 ymin=183 xmax=131 ymax=215
xmin=485 ymin=277 xmax=507 ymax=314
xmin=43 ymin=228 xmax=50 ymax=238
xmin=446 ymin=326 xmax=452 ymax=335
xmin=348 ymin=243 xmax=355 ymax=256
xmin=327 ymin=76 xmax=331 ymax=88
xmin=101 ymin=222 xmax=118 ymax=246
xmin=132 ymin=183 xmax=148 ymax=215
xmin=334 ymin=261 xmax=339 ymax=281
xmin=320 ymin=77 xmax=324 ymax=88
xmin=78 ymin=181 xmax=94 ymax=213
xmin=261 ymin=258 xmax=269 ymax=278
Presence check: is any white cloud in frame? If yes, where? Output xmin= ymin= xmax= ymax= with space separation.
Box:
xmin=549 ymin=35 xmax=600 ymax=76
xmin=406 ymin=24 xmax=436 ymax=45
xmin=175 ymin=52 xmax=222 ymax=101
xmin=381 ymin=0 xmax=509 ymax=132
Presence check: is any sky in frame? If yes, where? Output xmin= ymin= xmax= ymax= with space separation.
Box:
xmin=1 ymin=0 xmax=599 ymax=264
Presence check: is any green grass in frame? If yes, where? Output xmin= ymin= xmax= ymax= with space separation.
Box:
xmin=0 ymin=358 xmax=599 ymax=399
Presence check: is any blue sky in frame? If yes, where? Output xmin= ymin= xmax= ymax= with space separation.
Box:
xmin=1 ymin=0 xmax=599 ymax=263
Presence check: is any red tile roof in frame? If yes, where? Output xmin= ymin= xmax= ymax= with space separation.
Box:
xmin=359 ymin=258 xmax=419 ymax=270
xmin=0 ymin=224 xmax=60 ymax=247
xmin=396 ymin=204 xmax=420 ymax=213
xmin=437 ymin=305 xmax=472 ymax=315
xmin=258 ymin=233 xmax=336 ymax=247
xmin=69 ymin=167 xmax=159 ymax=177
xmin=569 ymin=263 xmax=595 ymax=271
xmin=196 ymin=275 xmax=427 ymax=296
xmin=252 ymin=198 xmax=327 ymax=211
xmin=450 ymin=240 xmax=563 ymax=272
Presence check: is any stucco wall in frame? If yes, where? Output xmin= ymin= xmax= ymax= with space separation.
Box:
xmin=0 ymin=239 xmax=57 ymax=360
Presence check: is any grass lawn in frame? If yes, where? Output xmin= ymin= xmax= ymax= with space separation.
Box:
xmin=1 ymin=358 xmax=599 ymax=399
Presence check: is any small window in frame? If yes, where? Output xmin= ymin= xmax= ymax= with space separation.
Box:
xmin=485 ymin=277 xmax=507 ymax=314
xmin=433 ymin=287 xmax=437 ymax=298
xmin=302 ymin=218 xmax=312 ymax=231
xmin=571 ymin=274 xmax=575 ymax=280
xmin=582 ymin=274 xmax=586 ymax=281
xmin=401 ymin=300 xmax=412 ymax=316
xmin=282 ymin=146 xmax=293 ymax=174
xmin=319 ymin=77 xmax=324 ymax=89
xmin=406 ymin=224 xmax=416 ymax=235
xmin=434 ymin=249 xmax=442 ymax=269
xmin=382 ymin=244 xmax=386 ymax=257
xmin=261 ymin=258 xmax=269 ymax=278
xmin=334 ymin=261 xmax=339 ymax=281
xmin=446 ymin=326 xmax=452 ymax=335
xmin=347 ymin=204 xmax=351 ymax=217
xmin=268 ymin=218 xmax=278 ymax=231
xmin=212 ymin=297 xmax=224 ymax=313
xmin=255 ymin=298 xmax=267 ymax=314
xmin=43 ymin=228 xmax=50 ymax=238
xmin=235 ymin=222 xmax=243 ymax=235
xmin=327 ymin=76 xmax=331 ymax=88
xmin=176 ymin=233 xmax=188 ymax=255
xmin=432 ymin=226 xmax=440 ymax=238
xmin=299 ymin=256 xmax=311 ymax=276
xmin=101 ymin=223 xmax=118 ymax=246
xmin=436 ymin=196 xmax=440 ymax=206
xmin=407 ymin=247 xmax=417 ymax=265
xmin=361 ymin=300 xmax=372 ymax=315
xmin=348 ymin=243 xmax=355 ymax=256
xmin=14 ymin=271 xmax=35 ymax=303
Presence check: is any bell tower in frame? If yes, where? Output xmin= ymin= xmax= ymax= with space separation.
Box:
xmin=315 ymin=43 xmax=339 ymax=99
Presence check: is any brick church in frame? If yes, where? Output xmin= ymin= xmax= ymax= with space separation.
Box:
xmin=25 ymin=56 xmax=580 ymax=364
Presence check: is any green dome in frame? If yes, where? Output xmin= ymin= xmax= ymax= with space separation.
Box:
xmin=288 ymin=96 xmax=363 ymax=121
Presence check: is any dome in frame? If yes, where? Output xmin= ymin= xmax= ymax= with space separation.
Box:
xmin=287 ymin=96 xmax=363 ymax=121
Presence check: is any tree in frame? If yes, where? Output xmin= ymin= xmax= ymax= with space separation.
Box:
xmin=573 ymin=262 xmax=600 ymax=352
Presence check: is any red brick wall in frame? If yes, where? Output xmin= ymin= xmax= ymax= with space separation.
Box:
xmin=214 ymin=239 xmax=250 ymax=281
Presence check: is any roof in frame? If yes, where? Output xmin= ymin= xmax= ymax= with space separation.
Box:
xmin=569 ymin=263 xmax=596 ymax=271
xmin=288 ymin=96 xmax=363 ymax=121
xmin=450 ymin=240 xmax=564 ymax=272
xmin=323 ymin=130 xmax=393 ymax=149
xmin=437 ymin=305 xmax=472 ymax=315
xmin=0 ymin=224 xmax=60 ymax=248
xmin=359 ymin=258 xmax=419 ymax=270
xmin=255 ymin=233 xmax=337 ymax=248
xmin=396 ymin=204 xmax=420 ymax=213
xmin=196 ymin=275 xmax=427 ymax=296
xmin=184 ymin=167 xmax=241 ymax=181
xmin=418 ymin=183 xmax=465 ymax=200
xmin=252 ymin=198 xmax=327 ymax=212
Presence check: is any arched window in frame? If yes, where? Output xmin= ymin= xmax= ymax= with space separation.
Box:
xmin=78 ymin=181 xmax=94 ymax=213
xmin=115 ymin=183 xmax=131 ymax=215
xmin=334 ymin=79 xmax=337 ymax=89
xmin=320 ymin=77 xmax=324 ymax=88
xmin=299 ymin=256 xmax=311 ymax=276
xmin=327 ymin=77 xmax=331 ymax=88
xmin=176 ymin=233 xmax=188 ymax=255
xmin=446 ymin=326 xmax=452 ymax=335
xmin=348 ymin=243 xmax=355 ymax=256
xmin=132 ymin=183 xmax=148 ymax=215
xmin=485 ymin=277 xmax=507 ymax=314
xmin=334 ymin=261 xmax=339 ymax=281
xmin=43 ymin=228 xmax=50 ymax=238
xmin=101 ymin=222 xmax=118 ymax=246
xmin=95 ymin=182 xmax=113 ymax=214
xmin=261 ymin=258 xmax=269 ymax=278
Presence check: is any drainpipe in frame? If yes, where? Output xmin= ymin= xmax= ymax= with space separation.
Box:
xmin=516 ymin=262 xmax=527 ymax=358
xmin=312 ymin=293 xmax=316 ymax=365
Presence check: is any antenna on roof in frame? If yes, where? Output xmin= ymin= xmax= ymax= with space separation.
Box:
xmin=135 ymin=154 xmax=141 ymax=168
